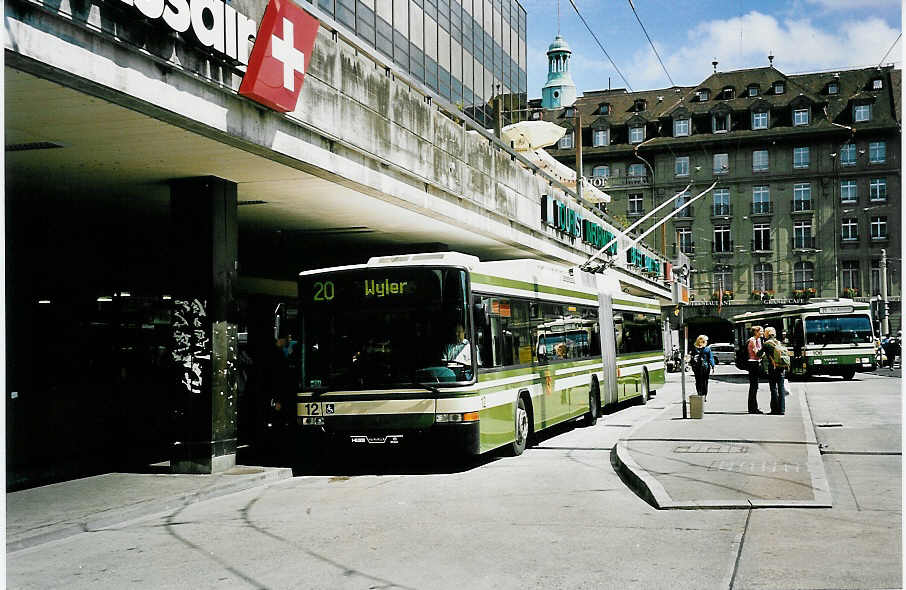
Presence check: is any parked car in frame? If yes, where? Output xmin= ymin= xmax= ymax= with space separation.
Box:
xmin=710 ymin=342 xmax=736 ymax=365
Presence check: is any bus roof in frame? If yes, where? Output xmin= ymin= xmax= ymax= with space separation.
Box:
xmin=730 ymin=298 xmax=871 ymax=323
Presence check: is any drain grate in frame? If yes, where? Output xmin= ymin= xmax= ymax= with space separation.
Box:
xmin=674 ymin=443 xmax=749 ymax=454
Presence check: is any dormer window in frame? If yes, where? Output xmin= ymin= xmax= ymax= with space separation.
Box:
xmin=564 ymin=107 xmax=576 ymax=118
xmin=592 ymin=128 xmax=610 ymax=147
xmin=773 ymin=81 xmax=785 ymax=94
xmin=629 ymin=125 xmax=646 ymax=143
xmin=634 ymin=99 xmax=647 ymax=112
xmin=747 ymin=85 xmax=759 ymax=97
xmin=721 ymin=87 xmax=735 ymax=100
xmin=557 ymin=130 xmax=574 ymax=150
xmin=752 ymin=111 xmax=769 ymax=130
xmin=712 ymin=112 xmax=730 ymax=133
xmin=793 ymin=108 xmax=810 ymax=126
xmin=872 ymin=79 xmax=883 ymax=90
xmin=673 ymin=118 xmax=690 ymax=137
xmin=854 ymin=103 xmax=872 ymax=122
xmin=828 ymin=82 xmax=839 ymax=94
xmin=598 ymin=103 xmax=610 ymax=115
xmin=696 ymin=89 xmax=710 ymax=101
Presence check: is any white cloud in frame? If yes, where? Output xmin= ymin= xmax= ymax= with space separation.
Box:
xmin=805 ymin=0 xmax=900 ymax=10
xmin=627 ymin=11 xmax=901 ymax=89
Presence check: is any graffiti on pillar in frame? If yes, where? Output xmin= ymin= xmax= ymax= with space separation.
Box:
xmin=172 ymin=299 xmax=211 ymax=395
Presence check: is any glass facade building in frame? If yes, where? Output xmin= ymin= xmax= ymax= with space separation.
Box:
xmin=310 ymin=0 xmax=527 ymax=125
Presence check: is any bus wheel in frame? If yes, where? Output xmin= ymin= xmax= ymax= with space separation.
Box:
xmin=511 ymin=397 xmax=529 ymax=456
xmin=584 ymin=381 xmax=600 ymax=427
xmin=842 ymin=369 xmax=856 ymax=380
xmin=637 ymin=372 xmax=649 ymax=405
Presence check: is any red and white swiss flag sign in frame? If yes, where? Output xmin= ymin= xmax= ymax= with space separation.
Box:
xmin=239 ymin=0 xmax=319 ymax=113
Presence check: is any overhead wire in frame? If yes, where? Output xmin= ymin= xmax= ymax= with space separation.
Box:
xmin=878 ymin=32 xmax=902 ymax=68
xmin=566 ymin=0 xmax=633 ymax=92
xmin=627 ymin=0 xmax=675 ymax=87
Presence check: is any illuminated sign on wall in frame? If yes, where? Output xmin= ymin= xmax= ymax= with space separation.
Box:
xmin=122 ymin=0 xmax=319 ymax=112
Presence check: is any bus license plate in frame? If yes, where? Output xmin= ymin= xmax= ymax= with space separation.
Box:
xmin=350 ymin=435 xmax=403 ymax=445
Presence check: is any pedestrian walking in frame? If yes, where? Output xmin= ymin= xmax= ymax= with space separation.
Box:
xmin=890 ymin=331 xmax=901 ymax=368
xmin=758 ymin=327 xmax=789 ymax=415
xmin=690 ymin=335 xmax=716 ymax=400
xmin=746 ymin=325 xmax=764 ymax=414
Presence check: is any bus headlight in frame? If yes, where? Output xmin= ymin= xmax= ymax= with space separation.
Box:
xmin=861 ymin=357 xmax=870 ymax=363
xmin=813 ymin=359 xmax=823 ymax=365
xmin=436 ymin=412 xmax=479 ymax=423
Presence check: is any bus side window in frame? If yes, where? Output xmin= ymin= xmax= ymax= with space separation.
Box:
xmin=472 ymin=296 xmax=492 ymax=367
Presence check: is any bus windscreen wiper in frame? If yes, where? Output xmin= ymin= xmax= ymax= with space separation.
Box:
xmin=412 ymin=381 xmax=440 ymax=395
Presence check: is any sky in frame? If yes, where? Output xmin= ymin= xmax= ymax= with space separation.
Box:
xmin=521 ymin=0 xmax=903 ymax=98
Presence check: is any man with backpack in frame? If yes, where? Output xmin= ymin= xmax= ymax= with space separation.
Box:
xmin=758 ymin=326 xmax=790 ymax=415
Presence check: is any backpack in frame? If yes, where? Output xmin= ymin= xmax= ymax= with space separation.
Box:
xmin=772 ymin=341 xmax=791 ymax=369
xmin=690 ymin=348 xmax=705 ymax=370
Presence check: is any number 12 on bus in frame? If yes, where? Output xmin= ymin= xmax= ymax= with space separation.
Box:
xmin=295 ymin=252 xmax=665 ymax=457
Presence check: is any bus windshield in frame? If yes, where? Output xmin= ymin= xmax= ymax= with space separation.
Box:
xmin=299 ymin=267 xmax=471 ymax=390
xmin=804 ymin=314 xmax=873 ymax=345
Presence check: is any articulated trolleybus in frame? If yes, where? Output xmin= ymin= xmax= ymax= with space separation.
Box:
xmin=295 ymin=252 xmax=665 ymax=457
xmin=731 ymin=299 xmax=876 ymax=380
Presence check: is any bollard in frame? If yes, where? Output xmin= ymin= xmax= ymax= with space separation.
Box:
xmin=689 ymin=395 xmax=703 ymax=419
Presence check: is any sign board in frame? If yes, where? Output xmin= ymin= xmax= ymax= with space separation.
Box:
xmin=672 ymin=281 xmax=690 ymax=305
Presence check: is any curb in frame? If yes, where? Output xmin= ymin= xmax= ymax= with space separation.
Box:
xmin=612 ymin=384 xmax=834 ymax=510
xmin=7 ymin=467 xmax=293 ymax=553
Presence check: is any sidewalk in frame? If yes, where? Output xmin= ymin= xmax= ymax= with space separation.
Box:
xmin=614 ymin=370 xmax=832 ymax=510
xmin=7 ymin=465 xmax=292 ymax=553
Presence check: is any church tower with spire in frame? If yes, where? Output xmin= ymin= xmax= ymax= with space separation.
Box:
xmin=541 ymin=35 xmax=577 ymax=109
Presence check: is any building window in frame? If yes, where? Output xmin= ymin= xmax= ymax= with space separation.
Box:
xmin=564 ymin=107 xmax=576 ymax=118
xmin=748 ymin=85 xmax=759 ymax=97
xmin=841 ymin=218 xmax=859 ymax=242
xmin=713 ymin=225 xmax=732 ymax=253
xmin=854 ymin=104 xmax=872 ymax=122
xmin=793 ymin=220 xmax=813 ymax=249
xmin=628 ymin=193 xmax=644 ymax=215
xmin=712 ymin=113 xmax=730 ymax=133
xmin=773 ymin=82 xmax=785 ymax=94
xmin=674 ymin=191 xmax=692 ymax=217
xmin=598 ymin=104 xmax=610 ymax=115
xmin=592 ymin=165 xmax=610 ymax=177
xmin=828 ymin=82 xmax=839 ymax=94
xmin=793 ymin=261 xmax=815 ymax=290
xmin=752 ymin=149 xmax=769 ymax=172
xmin=869 ymin=141 xmax=886 ymax=163
xmin=793 ymin=146 xmax=810 ymax=168
xmin=557 ymin=131 xmax=574 ymax=150
xmin=673 ymin=118 xmax=690 ymax=137
xmin=628 ymin=163 xmax=646 ymax=178
xmin=793 ymin=108 xmax=810 ymax=126
xmin=872 ymin=79 xmax=883 ymax=90
xmin=842 ymin=261 xmax=860 ymax=291
xmin=629 ymin=125 xmax=645 ymax=143
xmin=713 ymin=153 xmax=729 ymax=174
xmin=714 ymin=266 xmax=732 ymax=292
xmin=753 ymin=223 xmax=771 ymax=251
xmin=697 ymin=89 xmax=710 ymax=101
xmin=675 ymin=156 xmax=690 ymax=177
xmin=870 ymin=216 xmax=887 ymax=240
xmin=713 ymin=188 xmax=730 ymax=216
xmin=793 ymin=183 xmax=811 ymax=211
xmin=871 ymin=259 xmax=886 ymax=296
xmin=754 ymin=263 xmax=773 ymax=292
xmin=677 ymin=226 xmax=693 ymax=253
xmin=721 ymin=87 xmax=735 ymax=100
xmin=592 ymin=129 xmax=610 ymax=147
xmin=752 ymin=111 xmax=769 ymax=130
xmin=870 ymin=178 xmax=887 ymax=201
xmin=840 ymin=179 xmax=858 ymax=202
xmin=835 ymin=145 xmax=861 ymax=167
xmin=752 ymin=185 xmax=770 ymax=214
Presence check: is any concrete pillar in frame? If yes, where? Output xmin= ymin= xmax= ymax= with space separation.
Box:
xmin=169 ymin=177 xmax=239 ymax=474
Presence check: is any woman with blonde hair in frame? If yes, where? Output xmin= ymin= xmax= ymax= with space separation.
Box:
xmin=746 ymin=325 xmax=764 ymax=414
xmin=690 ymin=334 xmax=716 ymax=400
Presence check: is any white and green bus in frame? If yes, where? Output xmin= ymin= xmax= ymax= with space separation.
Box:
xmin=731 ymin=299 xmax=876 ymax=380
xmin=295 ymin=252 xmax=665 ymax=457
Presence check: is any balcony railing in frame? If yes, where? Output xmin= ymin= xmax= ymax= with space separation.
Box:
xmin=712 ymin=204 xmax=731 ymax=216
xmin=604 ymin=174 xmax=650 ymax=188
xmin=840 ymin=234 xmax=860 ymax=246
xmin=792 ymin=236 xmax=816 ymax=250
xmin=751 ymin=238 xmax=773 ymax=252
xmin=751 ymin=202 xmax=774 ymax=215
xmin=791 ymin=199 xmax=813 ymax=212
xmin=712 ymin=240 xmax=734 ymax=256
